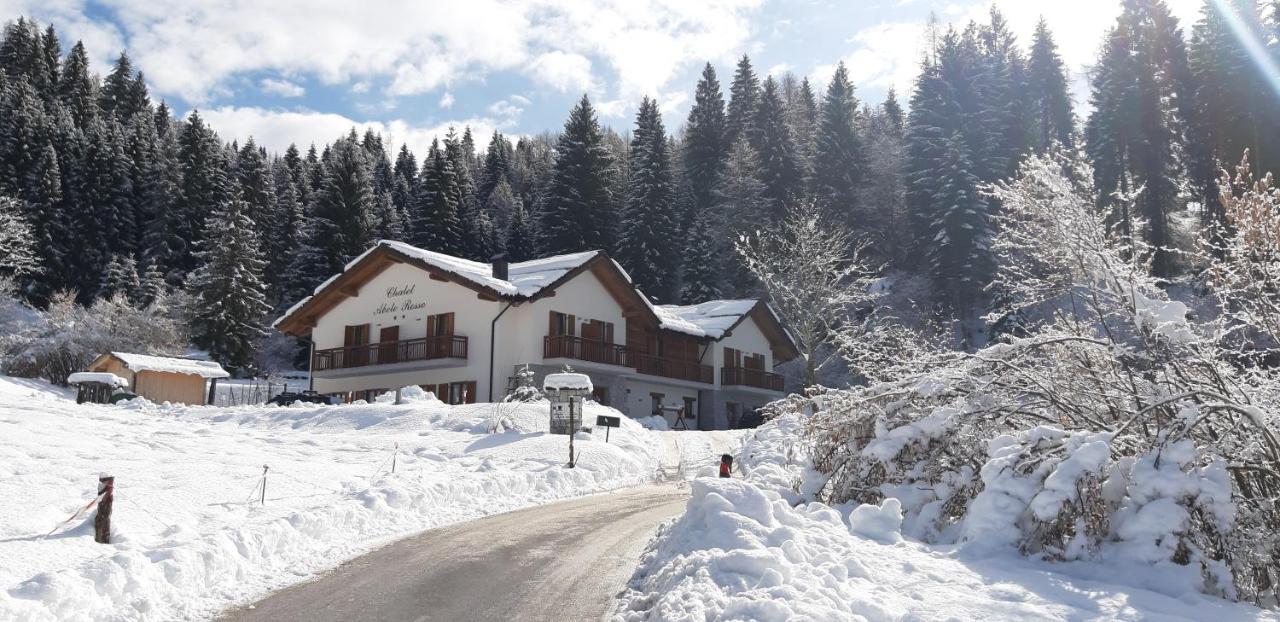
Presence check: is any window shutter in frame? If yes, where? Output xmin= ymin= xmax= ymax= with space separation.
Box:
xmin=442 ymin=312 xmax=455 ymax=335
xmin=427 ymin=315 xmax=437 ymax=337
xmin=567 ymin=315 xmax=576 ymax=336
xmin=549 ymin=311 xmax=558 ymax=336
xmin=464 ymin=381 xmax=477 ymax=404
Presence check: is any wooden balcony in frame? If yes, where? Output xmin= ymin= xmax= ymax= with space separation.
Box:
xmin=543 ymin=335 xmax=630 ymax=367
xmin=313 ymin=335 xmax=468 ymax=371
xmin=721 ymin=366 xmax=784 ymax=392
xmin=632 ymin=352 xmax=713 ymax=384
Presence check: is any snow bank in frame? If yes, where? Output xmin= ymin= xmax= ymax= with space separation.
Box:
xmin=0 ymin=376 xmax=661 ymax=621
xmin=615 ymin=414 xmax=1278 ymax=622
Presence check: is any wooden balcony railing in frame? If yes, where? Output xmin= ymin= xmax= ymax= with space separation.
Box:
xmin=313 ymin=335 xmax=468 ymax=371
xmin=632 ymin=352 xmax=713 ymax=384
xmin=721 ymin=366 xmax=784 ymax=391
xmin=543 ymin=335 xmax=630 ymax=367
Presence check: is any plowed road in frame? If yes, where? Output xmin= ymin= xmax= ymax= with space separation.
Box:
xmin=219 ymin=484 xmax=688 ymax=622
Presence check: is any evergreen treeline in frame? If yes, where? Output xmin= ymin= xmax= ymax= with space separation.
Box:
xmin=1 ymin=1 xmax=1277 ymax=370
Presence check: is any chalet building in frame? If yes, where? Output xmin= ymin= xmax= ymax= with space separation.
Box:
xmin=274 ymin=241 xmax=799 ymax=429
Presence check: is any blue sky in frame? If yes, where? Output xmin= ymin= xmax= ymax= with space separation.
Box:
xmin=4 ymin=0 xmax=1203 ymax=157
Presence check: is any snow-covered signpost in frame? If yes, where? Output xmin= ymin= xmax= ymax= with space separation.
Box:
xmin=543 ymin=372 xmax=592 ymax=468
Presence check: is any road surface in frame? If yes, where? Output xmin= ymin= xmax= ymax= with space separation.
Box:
xmin=219 ymin=484 xmax=688 ymax=622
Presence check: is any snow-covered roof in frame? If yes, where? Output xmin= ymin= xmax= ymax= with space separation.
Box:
xmin=543 ymin=372 xmax=593 ymax=392
xmin=109 ymin=352 xmax=231 ymax=379
xmin=67 ymin=372 xmax=129 ymax=387
xmin=653 ymin=300 xmax=760 ymax=339
xmin=274 ymin=241 xmax=605 ymax=328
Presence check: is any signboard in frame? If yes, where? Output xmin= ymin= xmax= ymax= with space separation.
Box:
xmin=549 ymin=398 xmax=581 ymax=435
xmin=375 ymin=283 xmax=427 ymax=316
xmin=595 ymin=415 xmax=620 ymax=428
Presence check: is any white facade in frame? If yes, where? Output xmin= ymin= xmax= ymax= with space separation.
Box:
xmin=278 ymin=242 xmax=797 ymax=429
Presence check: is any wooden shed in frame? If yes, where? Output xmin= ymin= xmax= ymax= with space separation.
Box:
xmin=87 ymin=352 xmax=230 ymax=406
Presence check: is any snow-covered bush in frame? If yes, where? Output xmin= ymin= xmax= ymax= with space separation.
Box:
xmin=797 ymin=150 xmax=1280 ymax=606
xmin=1 ymin=290 xmax=189 ymax=385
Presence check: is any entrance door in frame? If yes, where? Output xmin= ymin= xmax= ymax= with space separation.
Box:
xmin=378 ymin=326 xmax=399 ymax=364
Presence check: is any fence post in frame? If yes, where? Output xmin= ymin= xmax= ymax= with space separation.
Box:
xmin=94 ymin=475 xmax=114 ymax=544
xmin=260 ymin=465 xmax=268 ymax=505
xmin=392 ymin=443 xmax=398 ymax=473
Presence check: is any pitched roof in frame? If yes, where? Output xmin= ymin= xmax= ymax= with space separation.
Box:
xmin=653 ymin=300 xmax=759 ymax=339
xmin=273 ymin=240 xmax=645 ymax=334
xmin=103 ymin=352 xmax=231 ymax=378
xmin=654 ymin=299 xmax=801 ymax=362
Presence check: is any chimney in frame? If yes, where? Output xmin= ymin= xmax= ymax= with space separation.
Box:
xmin=491 ymin=254 xmax=509 ymax=281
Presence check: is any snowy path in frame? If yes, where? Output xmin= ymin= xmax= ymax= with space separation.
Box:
xmin=220 ymin=484 xmax=688 ymax=622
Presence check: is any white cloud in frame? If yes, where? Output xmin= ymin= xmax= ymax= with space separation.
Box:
xmin=764 ymin=63 xmax=792 ymax=79
xmin=813 ymin=21 xmax=924 ymax=97
xmin=10 ymin=0 xmax=764 ymax=107
xmin=198 ymin=106 xmax=505 ymax=162
xmin=260 ymin=78 xmax=305 ymax=98
xmin=487 ymin=97 xmax=525 ymax=121
xmin=438 ymin=92 xmax=456 ymax=109
xmin=529 ymin=50 xmax=595 ymax=93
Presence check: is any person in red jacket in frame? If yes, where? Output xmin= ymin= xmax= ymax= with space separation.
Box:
xmin=719 ymin=454 xmax=733 ymax=478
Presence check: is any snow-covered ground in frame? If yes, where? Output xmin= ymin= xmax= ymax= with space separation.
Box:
xmin=615 ymin=413 xmax=1280 ymax=622
xmin=0 ymin=376 xmax=738 ymax=621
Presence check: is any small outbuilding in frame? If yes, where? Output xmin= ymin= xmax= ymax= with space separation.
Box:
xmin=85 ymin=352 xmax=230 ymax=406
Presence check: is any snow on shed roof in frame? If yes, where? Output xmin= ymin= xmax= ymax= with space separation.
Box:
xmin=68 ymin=372 xmax=129 ymax=387
xmin=110 ymin=352 xmax=231 ymax=379
xmin=653 ymin=300 xmax=760 ymax=339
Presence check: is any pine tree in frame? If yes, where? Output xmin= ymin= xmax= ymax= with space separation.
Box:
xmin=99 ymin=52 xmax=142 ymax=120
xmin=139 ymin=103 xmax=185 ymax=285
xmin=413 ymin=139 xmax=463 ymax=254
xmin=0 ymin=194 xmax=39 ymax=285
xmin=541 ymin=95 xmax=617 ymax=255
xmin=927 ymin=132 xmax=990 ymax=309
xmin=1026 ymin=18 xmax=1075 ymax=150
xmin=311 ymin=134 xmax=375 ymax=263
xmin=679 ymin=209 xmax=723 ymax=303
xmin=57 ymin=41 xmax=96 ymax=129
xmin=751 ymin=76 xmax=800 ymax=221
xmin=38 ymin=25 xmax=59 ymax=100
xmin=177 ymin=110 xmax=231 ymax=275
xmin=504 ymin=190 xmax=537 ymax=262
xmin=22 ymin=144 xmax=64 ymax=301
xmin=813 ymin=61 xmax=865 ymax=222
xmin=185 ymin=198 xmax=270 ymax=375
xmin=479 ymin=131 xmax=511 ymax=209
xmin=486 ymin=177 xmax=520 ymax=252
xmin=1086 ymin=0 xmax=1196 ymax=276
xmin=446 ymin=128 xmax=487 ymax=259
xmin=881 ymin=88 xmax=904 ymax=134
xmin=725 ymin=55 xmax=760 ymax=147
xmin=99 ymin=253 xmax=140 ymax=301
xmin=712 ymin=137 xmax=768 ymax=296
xmin=617 ymin=97 xmax=679 ymax=301
xmin=683 ymin=63 xmax=727 ymax=218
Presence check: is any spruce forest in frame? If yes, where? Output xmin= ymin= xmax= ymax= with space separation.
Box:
xmin=0 ymin=1 xmax=1279 ymax=379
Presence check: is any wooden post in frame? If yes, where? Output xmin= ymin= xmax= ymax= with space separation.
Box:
xmin=260 ymin=465 xmax=268 ymax=505
xmin=207 ymin=378 xmax=218 ymax=406
xmin=94 ymin=475 xmax=114 ymax=544
xmin=391 ymin=443 xmax=398 ymax=473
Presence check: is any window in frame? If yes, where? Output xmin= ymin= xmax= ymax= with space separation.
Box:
xmin=650 ymin=392 xmax=665 ymax=416
xmin=549 ymin=311 xmax=575 ymax=336
xmin=723 ymin=347 xmax=742 ymax=368
xmin=727 ymin=402 xmax=741 ymax=428
xmin=745 ymin=353 xmax=766 ymax=370
xmin=581 ymin=319 xmax=615 ymax=343
xmin=423 ymin=381 xmax=477 ymax=405
xmin=683 ymin=397 xmax=697 ymax=420
xmin=592 ymin=386 xmax=609 ymax=406
xmin=427 ymin=312 xmax=455 ymax=337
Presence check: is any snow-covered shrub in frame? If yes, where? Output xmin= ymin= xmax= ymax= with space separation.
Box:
xmin=2 ymin=291 xmax=189 ymax=385
xmin=798 ymin=150 xmax=1280 ymax=606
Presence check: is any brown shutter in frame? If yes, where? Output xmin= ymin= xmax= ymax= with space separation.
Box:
xmin=442 ymin=313 xmax=455 ymax=335
xmin=567 ymin=315 xmax=576 ymax=336
xmin=427 ymin=315 xmax=437 ymax=337
xmin=464 ymin=381 xmax=477 ymax=404
xmin=549 ymin=311 xmax=557 ymax=336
